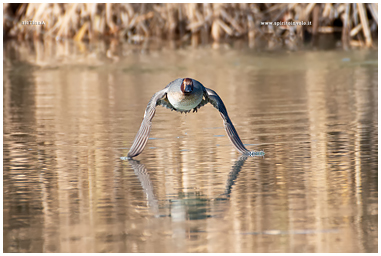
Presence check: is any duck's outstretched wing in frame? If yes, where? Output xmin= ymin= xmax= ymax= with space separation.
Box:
xmin=205 ymin=88 xmax=251 ymax=155
xmin=128 ymin=88 xmax=169 ymax=158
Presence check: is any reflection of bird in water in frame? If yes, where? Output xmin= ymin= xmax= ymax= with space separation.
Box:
xmin=220 ymin=155 xmax=248 ymax=198
xmin=127 ymin=78 xmax=262 ymax=158
xmin=127 ymin=158 xmax=340 ymax=237
xmin=127 ymin=155 xmax=249 ymax=220
xmin=128 ymin=159 xmax=160 ymax=217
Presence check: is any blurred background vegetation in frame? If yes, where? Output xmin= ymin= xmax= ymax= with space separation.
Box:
xmin=3 ymin=3 xmax=378 ymax=50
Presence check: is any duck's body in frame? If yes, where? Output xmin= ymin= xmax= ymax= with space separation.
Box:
xmin=166 ymin=78 xmax=204 ymax=111
xmin=127 ymin=78 xmax=253 ymax=158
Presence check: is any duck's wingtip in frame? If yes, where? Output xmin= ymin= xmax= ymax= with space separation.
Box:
xmin=120 ymin=156 xmax=134 ymax=160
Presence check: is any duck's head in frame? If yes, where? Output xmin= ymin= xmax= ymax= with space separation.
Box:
xmin=181 ymin=78 xmax=193 ymax=95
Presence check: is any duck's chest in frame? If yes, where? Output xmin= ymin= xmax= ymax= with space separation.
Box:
xmin=167 ymin=91 xmax=203 ymax=111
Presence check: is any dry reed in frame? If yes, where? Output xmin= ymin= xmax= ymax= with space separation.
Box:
xmin=3 ymin=3 xmax=378 ymax=49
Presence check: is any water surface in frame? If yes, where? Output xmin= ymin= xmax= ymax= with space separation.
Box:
xmin=3 ymin=42 xmax=378 ymax=253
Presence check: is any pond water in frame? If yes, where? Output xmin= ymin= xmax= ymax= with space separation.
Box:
xmin=3 ymin=41 xmax=378 ymax=253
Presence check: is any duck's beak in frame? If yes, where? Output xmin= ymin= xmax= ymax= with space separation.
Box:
xmin=184 ymin=84 xmax=193 ymax=93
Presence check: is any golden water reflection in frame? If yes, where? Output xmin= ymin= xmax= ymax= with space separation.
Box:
xmin=3 ymin=42 xmax=378 ymax=253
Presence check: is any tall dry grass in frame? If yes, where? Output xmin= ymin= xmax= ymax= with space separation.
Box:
xmin=3 ymin=3 xmax=378 ymax=49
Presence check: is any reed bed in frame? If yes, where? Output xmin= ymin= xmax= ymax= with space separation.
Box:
xmin=4 ymin=3 xmax=378 ymax=49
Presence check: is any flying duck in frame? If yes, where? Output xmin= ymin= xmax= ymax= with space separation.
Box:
xmin=127 ymin=78 xmax=257 ymax=158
